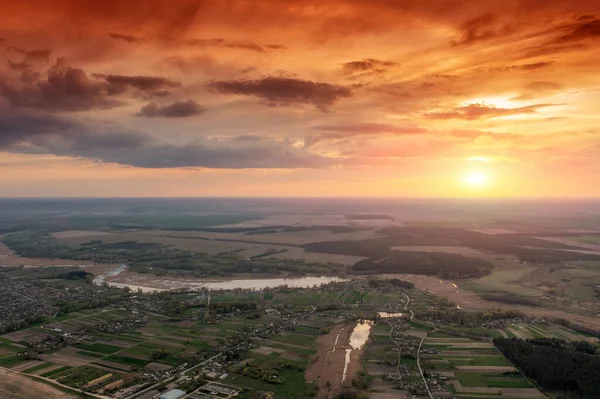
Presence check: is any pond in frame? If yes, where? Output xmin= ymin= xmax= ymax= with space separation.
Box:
xmin=378 ymin=312 xmax=405 ymax=318
xmin=342 ymin=320 xmax=373 ymax=382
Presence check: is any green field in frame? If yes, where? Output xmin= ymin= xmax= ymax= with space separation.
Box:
xmin=41 ymin=366 xmax=72 ymax=377
xmin=21 ymin=362 xmax=55 ymax=373
xmin=57 ymin=366 xmax=112 ymax=387
xmin=454 ymin=371 xmax=532 ymax=388
xmin=75 ymin=343 xmax=124 ymax=354
xmin=0 ymin=355 xmax=26 ymax=368
xmin=421 ymin=335 xmax=542 ymax=397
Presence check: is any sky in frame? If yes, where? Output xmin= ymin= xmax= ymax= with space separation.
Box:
xmin=0 ymin=0 xmax=599 ymax=197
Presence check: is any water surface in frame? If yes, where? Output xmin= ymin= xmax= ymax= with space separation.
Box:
xmin=342 ymin=320 xmax=372 ymax=382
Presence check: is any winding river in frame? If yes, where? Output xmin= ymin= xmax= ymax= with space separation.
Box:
xmin=92 ymin=264 xmax=346 ymax=292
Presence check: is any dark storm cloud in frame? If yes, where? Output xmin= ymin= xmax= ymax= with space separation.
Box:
xmin=135 ymin=100 xmax=206 ymax=117
xmin=108 ymin=32 xmax=146 ymax=44
xmin=108 ymin=141 xmax=333 ymax=169
xmin=208 ymin=76 xmax=352 ymax=110
xmin=0 ymin=59 xmax=182 ymax=111
xmin=0 ymin=59 xmax=123 ymax=111
xmin=187 ymin=38 xmax=265 ymax=52
xmin=8 ymin=47 xmax=52 ymax=62
xmin=341 ymin=59 xmax=397 ymax=73
xmin=0 ymin=110 xmax=80 ymax=146
xmin=0 ymin=109 xmax=333 ymax=169
xmin=92 ymin=73 xmax=181 ymax=95
xmin=425 ymin=103 xmax=556 ymax=120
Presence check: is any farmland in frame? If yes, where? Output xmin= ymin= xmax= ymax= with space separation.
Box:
xmin=420 ymin=333 xmax=545 ymax=398
xmin=2 ymin=199 xmax=600 ymax=399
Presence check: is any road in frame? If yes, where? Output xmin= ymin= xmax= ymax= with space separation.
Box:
xmin=400 ymin=291 xmax=436 ymax=399
xmin=416 ymin=328 xmax=436 ymax=399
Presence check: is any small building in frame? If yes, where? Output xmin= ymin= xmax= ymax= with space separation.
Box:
xmin=159 ymin=389 xmax=186 ymax=399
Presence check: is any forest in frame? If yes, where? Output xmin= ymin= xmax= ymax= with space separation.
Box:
xmin=303 ymin=226 xmax=600 ymax=265
xmin=352 ymin=251 xmax=492 ymax=278
xmin=494 ymin=338 xmax=600 ymax=399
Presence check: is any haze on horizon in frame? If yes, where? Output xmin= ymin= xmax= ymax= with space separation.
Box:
xmin=0 ymin=0 xmax=599 ymax=198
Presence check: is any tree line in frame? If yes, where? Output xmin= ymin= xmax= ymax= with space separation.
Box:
xmin=494 ymin=337 xmax=600 ymax=398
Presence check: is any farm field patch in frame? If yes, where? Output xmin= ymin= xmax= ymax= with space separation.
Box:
xmin=421 ymin=335 xmax=545 ymax=398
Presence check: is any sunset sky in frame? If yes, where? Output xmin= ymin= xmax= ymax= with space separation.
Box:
xmin=0 ymin=0 xmax=599 ymax=197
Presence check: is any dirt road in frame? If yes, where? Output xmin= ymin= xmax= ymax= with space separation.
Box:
xmin=0 ymin=369 xmax=79 ymax=399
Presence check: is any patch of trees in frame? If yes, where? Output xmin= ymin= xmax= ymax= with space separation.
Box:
xmin=55 ymin=270 xmax=91 ymax=280
xmin=303 ymin=227 xmax=600 ymax=265
xmin=353 ymin=252 xmax=492 ymax=279
xmin=352 ymin=371 xmax=373 ymax=389
xmin=417 ymin=308 xmax=527 ymax=328
xmin=93 ymin=241 xmax=164 ymax=250
xmin=526 ymin=338 xmax=596 ymax=355
xmin=209 ymin=301 xmax=257 ymax=314
xmin=553 ymin=319 xmax=600 ymax=339
xmin=494 ymin=338 xmax=600 ymax=398
xmin=335 ymin=390 xmax=369 ymax=399
xmin=480 ymin=293 xmax=541 ymax=307
xmin=244 ymin=229 xmax=279 ymax=235
xmin=368 ymin=278 xmax=414 ymax=289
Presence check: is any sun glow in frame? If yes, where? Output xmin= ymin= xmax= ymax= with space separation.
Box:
xmin=463 ymin=171 xmax=489 ymax=187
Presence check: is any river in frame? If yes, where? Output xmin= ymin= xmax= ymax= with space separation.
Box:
xmin=92 ymin=265 xmax=346 ymax=292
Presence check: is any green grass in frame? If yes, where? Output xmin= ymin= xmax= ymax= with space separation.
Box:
xmin=21 ymin=362 xmax=54 ymax=373
xmin=270 ymin=333 xmax=316 ymax=348
xmin=0 ymin=355 xmax=26 ymax=367
xmin=444 ymin=356 xmax=511 ymax=367
xmin=77 ymin=351 xmax=106 ymax=358
xmin=266 ymin=343 xmax=316 ymax=358
xmin=104 ymin=355 xmax=148 ymax=367
xmin=344 ymin=290 xmax=367 ymax=304
xmin=294 ymin=326 xmax=320 ymax=334
xmin=407 ymin=320 xmax=433 ymax=331
xmin=0 ymin=338 xmax=28 ymax=353
xmin=41 ymin=366 xmax=72 ymax=378
xmin=454 ymin=371 xmax=531 ymax=388
xmin=57 ymin=366 xmax=109 ymax=387
xmin=75 ymin=343 xmax=124 ymax=354
xmin=399 ymin=356 xmax=417 ymax=366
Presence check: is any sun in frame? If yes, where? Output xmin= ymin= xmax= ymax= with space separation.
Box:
xmin=463 ymin=171 xmax=489 ymax=187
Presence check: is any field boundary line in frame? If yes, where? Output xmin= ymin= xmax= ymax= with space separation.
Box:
xmin=492 ymin=342 xmax=550 ymax=399
xmin=417 ymin=328 xmax=436 ymax=399
xmin=0 ymin=365 xmax=109 ymax=399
